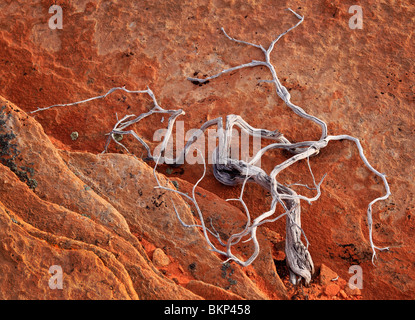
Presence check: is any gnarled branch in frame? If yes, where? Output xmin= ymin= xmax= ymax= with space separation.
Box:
xmin=31 ymin=8 xmax=391 ymax=285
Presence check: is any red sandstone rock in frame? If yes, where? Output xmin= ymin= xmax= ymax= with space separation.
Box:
xmin=152 ymin=248 xmax=171 ymax=267
xmin=345 ymin=285 xmax=362 ymax=297
xmin=0 ymin=0 xmax=413 ymax=300
xmin=59 ymin=150 xmax=275 ymax=299
xmin=319 ymin=263 xmax=338 ymax=286
xmin=0 ymin=99 xmax=199 ymax=300
xmin=186 ymin=280 xmax=245 ymax=300
xmin=325 ymin=283 xmax=340 ymax=297
xmin=339 ymin=289 xmax=348 ymax=299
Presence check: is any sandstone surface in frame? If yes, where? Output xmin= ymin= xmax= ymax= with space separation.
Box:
xmin=0 ymin=0 xmax=414 ymax=300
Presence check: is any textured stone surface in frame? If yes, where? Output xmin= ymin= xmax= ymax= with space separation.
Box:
xmin=325 ymin=283 xmax=340 ymax=297
xmin=0 ymin=99 xmax=199 ymax=300
xmin=320 ymin=263 xmax=338 ymax=286
xmin=0 ymin=98 xmax=282 ymax=300
xmin=186 ymin=280 xmax=245 ymax=300
xmin=0 ymin=0 xmax=414 ymax=299
xmin=152 ymin=248 xmax=171 ymax=268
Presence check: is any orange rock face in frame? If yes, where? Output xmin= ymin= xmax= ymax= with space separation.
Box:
xmin=0 ymin=1 xmax=414 ymax=300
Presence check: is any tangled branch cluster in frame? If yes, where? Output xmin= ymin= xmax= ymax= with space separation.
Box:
xmin=31 ymin=9 xmax=391 ymax=285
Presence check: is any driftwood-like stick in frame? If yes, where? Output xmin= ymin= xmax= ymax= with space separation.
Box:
xmin=30 ymin=8 xmax=391 ymax=285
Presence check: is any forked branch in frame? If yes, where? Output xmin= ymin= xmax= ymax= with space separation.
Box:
xmin=30 ymin=8 xmax=391 ymax=285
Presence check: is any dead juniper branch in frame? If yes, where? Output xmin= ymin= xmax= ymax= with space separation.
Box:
xmin=187 ymin=7 xmax=390 ymax=282
xmin=30 ymin=8 xmax=391 ymax=285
